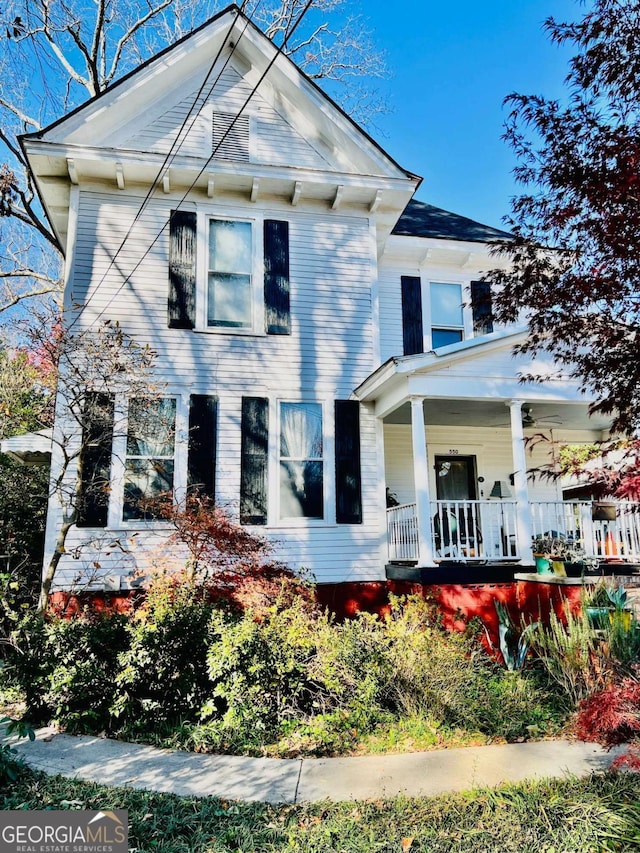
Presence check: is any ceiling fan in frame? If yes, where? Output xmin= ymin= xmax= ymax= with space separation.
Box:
xmin=521 ymin=405 xmax=562 ymax=428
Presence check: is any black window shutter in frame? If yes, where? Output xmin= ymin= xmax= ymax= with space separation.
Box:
xmin=77 ymin=392 xmax=115 ymax=528
xmin=264 ymin=219 xmax=290 ymax=335
xmin=188 ymin=395 xmax=217 ymax=498
xmin=240 ymin=397 xmax=269 ymax=525
xmin=168 ymin=209 xmax=197 ymax=329
xmin=401 ymin=275 xmax=423 ymax=355
xmin=335 ymin=400 xmax=362 ymax=524
xmin=471 ymin=280 xmax=494 ymax=335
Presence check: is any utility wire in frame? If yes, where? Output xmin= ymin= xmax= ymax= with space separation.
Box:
xmin=68 ymin=0 xmax=255 ymax=329
xmin=80 ymin=0 xmax=315 ymax=331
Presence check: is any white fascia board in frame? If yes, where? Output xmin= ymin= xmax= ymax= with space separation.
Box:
xmin=235 ymin=23 xmax=417 ymax=183
xmin=33 ymin=8 xmax=416 ymax=186
xmin=394 ymin=327 xmax=530 ymax=375
xmin=383 ymin=234 xmax=513 ymax=265
xmin=406 ymin=373 xmax=593 ymax=404
xmin=39 ymin=13 xmax=237 ymax=145
xmin=354 ymin=328 xmax=529 ymax=403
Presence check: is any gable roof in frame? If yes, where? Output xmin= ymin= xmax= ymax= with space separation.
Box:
xmin=21 ymin=3 xmax=420 ymax=252
xmin=393 ymin=199 xmax=511 ymax=243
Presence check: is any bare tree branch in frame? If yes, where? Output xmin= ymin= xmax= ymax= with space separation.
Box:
xmin=105 ymin=0 xmax=174 ymax=87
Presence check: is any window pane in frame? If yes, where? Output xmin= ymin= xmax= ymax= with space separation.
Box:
xmin=123 ymin=459 xmax=174 ymax=520
xmin=127 ymin=398 xmax=176 ymax=457
xmin=280 ymin=460 xmax=323 ymax=518
xmin=279 ymin=402 xmax=323 ymax=519
xmin=430 ymin=282 xmax=463 ymax=327
xmin=280 ymin=402 xmax=323 ymax=458
xmin=208 ymin=273 xmax=252 ymax=327
xmin=209 ymin=220 xmax=252 ymax=274
xmin=432 ymin=328 xmax=463 ymax=348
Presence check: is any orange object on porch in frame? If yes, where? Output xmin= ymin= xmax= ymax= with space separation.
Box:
xmin=605 ymin=529 xmax=620 ymax=558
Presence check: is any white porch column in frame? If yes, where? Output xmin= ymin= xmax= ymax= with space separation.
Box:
xmin=508 ymin=399 xmax=534 ymax=564
xmin=411 ymin=396 xmax=437 ymax=567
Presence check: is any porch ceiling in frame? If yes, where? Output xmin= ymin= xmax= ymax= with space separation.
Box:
xmin=383 ymin=399 xmax=612 ymax=432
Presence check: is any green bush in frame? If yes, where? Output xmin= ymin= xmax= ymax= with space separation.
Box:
xmin=383 ymin=596 xmax=556 ymax=740
xmin=4 ymin=586 xmax=566 ymax=754
xmin=6 ymin=609 xmax=129 ymax=731
xmin=111 ymin=576 xmax=217 ymax=730
xmin=202 ymin=596 xmax=320 ymax=751
xmin=196 ymin=594 xmax=557 ymax=754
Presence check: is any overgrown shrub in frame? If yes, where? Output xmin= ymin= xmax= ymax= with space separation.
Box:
xmin=195 ymin=594 xmax=558 ymax=755
xmin=528 ymin=602 xmax=640 ymax=710
xmin=111 ymin=574 xmax=217 ymax=730
xmin=528 ymin=607 xmax=611 ymax=708
xmin=6 ymin=609 xmax=129 ymax=730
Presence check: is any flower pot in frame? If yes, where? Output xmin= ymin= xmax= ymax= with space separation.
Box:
xmin=535 ymin=555 xmax=553 ymax=574
xmin=609 ymin=609 xmax=632 ymax=631
xmin=586 ymin=606 xmax=611 ymax=629
xmin=551 ymin=559 xmax=567 ymax=577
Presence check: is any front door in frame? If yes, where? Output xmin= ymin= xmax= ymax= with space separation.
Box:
xmin=434 ymin=455 xmax=480 ymax=558
xmin=435 ymin=455 xmax=478 ymax=501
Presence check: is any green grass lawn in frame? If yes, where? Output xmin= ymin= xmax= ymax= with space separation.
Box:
xmin=3 ymin=766 xmax=640 ymax=852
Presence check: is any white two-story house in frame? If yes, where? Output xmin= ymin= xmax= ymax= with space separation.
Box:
xmin=14 ymin=4 xmax=637 ymax=598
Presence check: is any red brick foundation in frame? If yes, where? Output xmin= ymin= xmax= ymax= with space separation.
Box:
xmin=49 ymin=577 xmax=586 ymax=651
xmin=315 ymin=578 xmax=585 ymax=649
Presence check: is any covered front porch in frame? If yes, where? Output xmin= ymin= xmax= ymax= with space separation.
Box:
xmin=386 ymin=497 xmax=640 ymax=566
xmin=354 ymin=332 xmax=626 ymax=571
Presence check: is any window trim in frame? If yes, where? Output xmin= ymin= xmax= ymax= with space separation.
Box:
xmin=108 ymin=392 xmax=187 ymax=528
xmin=412 ymin=277 xmax=476 ymax=351
xmin=195 ymin=208 xmax=265 ymax=336
xmin=270 ymin=397 xmax=334 ymax=527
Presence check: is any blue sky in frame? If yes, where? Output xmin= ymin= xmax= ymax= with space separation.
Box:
xmin=360 ymin=0 xmax=581 ymax=229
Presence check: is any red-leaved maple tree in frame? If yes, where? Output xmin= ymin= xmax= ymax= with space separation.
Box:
xmin=491 ymin=0 xmax=640 ymax=439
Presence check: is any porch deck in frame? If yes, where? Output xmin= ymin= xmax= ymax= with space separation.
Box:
xmin=387 ymin=499 xmax=640 ymax=566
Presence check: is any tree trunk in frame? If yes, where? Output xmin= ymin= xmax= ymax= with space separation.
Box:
xmin=37 ymin=516 xmax=73 ymax=614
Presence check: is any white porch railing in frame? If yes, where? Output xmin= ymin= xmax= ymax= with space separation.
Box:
xmin=386 ymin=499 xmax=640 ymax=563
xmin=387 ymin=499 xmax=519 ymax=563
xmin=530 ymin=501 xmax=640 ymax=562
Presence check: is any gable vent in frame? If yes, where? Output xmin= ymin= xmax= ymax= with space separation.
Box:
xmin=212 ymin=111 xmax=250 ymax=161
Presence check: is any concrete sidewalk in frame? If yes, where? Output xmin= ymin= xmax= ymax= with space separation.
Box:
xmin=6 ymin=728 xmax=626 ymax=804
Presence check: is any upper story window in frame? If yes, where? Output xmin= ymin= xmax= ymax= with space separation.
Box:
xmin=168 ymin=210 xmax=290 ymax=336
xmin=429 ymin=281 xmax=464 ymax=348
xmin=207 ymin=219 xmax=253 ymax=329
xmin=400 ymin=276 xmax=494 ymax=356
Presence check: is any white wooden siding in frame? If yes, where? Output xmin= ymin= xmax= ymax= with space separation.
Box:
xmin=121 ymin=67 xmax=332 ymax=170
xmin=48 ymin=188 xmax=383 ymax=587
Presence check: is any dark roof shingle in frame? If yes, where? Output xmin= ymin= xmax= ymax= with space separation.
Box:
xmin=393 ymin=199 xmax=512 ymax=243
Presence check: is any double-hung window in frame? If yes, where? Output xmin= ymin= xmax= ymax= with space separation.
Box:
xmin=279 ymin=402 xmax=324 ymax=519
xmin=207 ymin=218 xmax=253 ymax=329
xmin=123 ymin=397 xmax=176 ymax=520
xmin=429 ymin=281 xmax=464 ymax=348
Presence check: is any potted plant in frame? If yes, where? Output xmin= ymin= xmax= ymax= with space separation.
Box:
xmin=532 ymin=535 xmax=571 ymax=575
xmin=584 ymin=582 xmax=612 ymax=628
xmin=584 ymin=582 xmax=632 ymax=630
xmin=532 ymin=536 xmax=555 ymax=574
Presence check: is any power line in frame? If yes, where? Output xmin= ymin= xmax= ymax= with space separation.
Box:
xmin=80 ymin=0 xmax=316 ymax=331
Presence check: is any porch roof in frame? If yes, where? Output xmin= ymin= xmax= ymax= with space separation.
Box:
xmin=1 ymin=429 xmax=52 ymax=466
xmin=354 ymin=329 xmax=608 ymax=430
